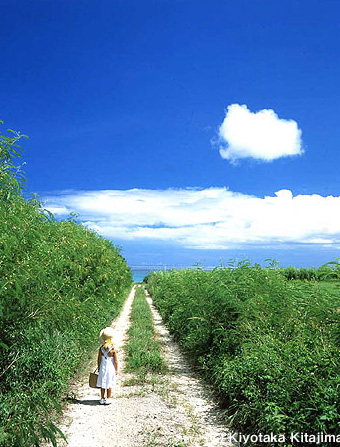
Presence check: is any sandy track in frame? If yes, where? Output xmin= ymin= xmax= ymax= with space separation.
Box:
xmin=53 ymin=286 xmax=234 ymax=447
xmin=144 ymin=290 xmax=233 ymax=447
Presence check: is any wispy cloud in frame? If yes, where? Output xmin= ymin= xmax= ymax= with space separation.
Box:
xmin=44 ymin=188 xmax=340 ymax=250
xmin=218 ymin=104 xmax=303 ymax=162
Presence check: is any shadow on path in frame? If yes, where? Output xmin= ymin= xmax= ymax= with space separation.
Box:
xmin=67 ymin=399 xmax=99 ymax=406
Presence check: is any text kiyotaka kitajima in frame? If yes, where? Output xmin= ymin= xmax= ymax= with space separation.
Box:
xmin=227 ymin=432 xmax=340 ymax=444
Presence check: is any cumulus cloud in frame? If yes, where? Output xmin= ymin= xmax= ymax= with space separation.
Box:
xmin=44 ymin=188 xmax=340 ymax=250
xmin=218 ymin=104 xmax=303 ymax=162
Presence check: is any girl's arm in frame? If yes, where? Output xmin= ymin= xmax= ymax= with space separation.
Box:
xmin=113 ymin=350 xmax=118 ymax=375
xmin=97 ymin=348 xmax=102 ymax=370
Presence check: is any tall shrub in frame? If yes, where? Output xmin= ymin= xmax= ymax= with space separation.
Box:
xmin=147 ymin=264 xmax=340 ymax=439
xmin=0 ymin=122 xmax=133 ymax=446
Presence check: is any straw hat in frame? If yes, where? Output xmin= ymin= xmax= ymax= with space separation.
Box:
xmin=99 ymin=326 xmax=116 ymax=350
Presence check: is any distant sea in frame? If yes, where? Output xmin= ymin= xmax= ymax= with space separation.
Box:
xmin=130 ymin=265 xmax=215 ymax=283
xmin=130 ymin=266 xmax=167 ymax=283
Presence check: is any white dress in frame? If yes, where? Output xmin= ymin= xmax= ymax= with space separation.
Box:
xmin=96 ymin=346 xmax=116 ymax=389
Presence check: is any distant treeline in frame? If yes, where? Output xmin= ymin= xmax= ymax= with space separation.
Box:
xmin=0 ymin=123 xmax=133 ymax=446
xmin=143 ymin=262 xmax=340 ymax=284
xmin=146 ymin=262 xmax=340 ymax=439
xmin=280 ymin=263 xmax=340 ymax=281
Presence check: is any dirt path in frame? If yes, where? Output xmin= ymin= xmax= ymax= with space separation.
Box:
xmin=54 ymin=286 xmax=234 ymax=447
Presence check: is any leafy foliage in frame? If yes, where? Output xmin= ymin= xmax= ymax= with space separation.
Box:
xmin=146 ymin=263 xmax=340 ymax=439
xmin=0 ymin=122 xmax=133 ymax=446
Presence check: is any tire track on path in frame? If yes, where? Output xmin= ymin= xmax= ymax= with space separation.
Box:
xmin=55 ymin=286 xmax=137 ymax=447
xmin=144 ymin=289 xmax=234 ymax=447
xmin=51 ymin=285 xmax=235 ymax=447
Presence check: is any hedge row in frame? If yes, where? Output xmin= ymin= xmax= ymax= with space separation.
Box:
xmin=146 ymin=264 xmax=340 ymax=442
xmin=0 ymin=124 xmax=133 ymax=446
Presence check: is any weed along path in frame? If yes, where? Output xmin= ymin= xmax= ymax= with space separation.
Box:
xmin=53 ymin=285 xmax=234 ymax=447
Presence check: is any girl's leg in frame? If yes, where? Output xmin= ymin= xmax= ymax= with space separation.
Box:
xmin=107 ymin=387 xmax=112 ymax=398
xmin=101 ymin=388 xmax=105 ymax=399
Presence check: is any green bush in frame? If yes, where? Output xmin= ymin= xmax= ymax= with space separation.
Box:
xmin=147 ymin=263 xmax=340 ymax=439
xmin=0 ymin=122 xmax=133 ymax=446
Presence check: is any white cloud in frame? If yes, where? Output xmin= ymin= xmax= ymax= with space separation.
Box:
xmin=218 ymin=104 xmax=303 ymax=162
xmin=44 ymin=188 xmax=340 ymax=250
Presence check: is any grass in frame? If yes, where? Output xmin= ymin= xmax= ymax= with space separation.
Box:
xmin=124 ymin=286 xmax=167 ymax=382
xmin=316 ymin=279 xmax=340 ymax=294
xmin=124 ymin=286 xmax=204 ymax=447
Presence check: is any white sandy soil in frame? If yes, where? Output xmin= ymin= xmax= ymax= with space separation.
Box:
xmin=51 ymin=286 xmax=235 ymax=447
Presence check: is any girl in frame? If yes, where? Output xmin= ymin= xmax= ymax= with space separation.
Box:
xmin=96 ymin=327 xmax=118 ymax=405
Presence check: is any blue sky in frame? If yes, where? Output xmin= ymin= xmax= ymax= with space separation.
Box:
xmin=1 ymin=0 xmax=340 ymax=267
